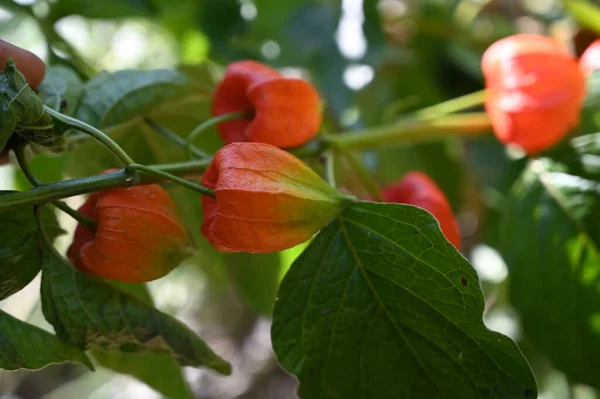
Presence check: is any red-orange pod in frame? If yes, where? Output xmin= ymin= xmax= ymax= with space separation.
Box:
xmin=212 ymin=60 xmax=322 ymax=148
xmin=201 ymin=142 xmax=350 ymax=253
xmin=482 ymin=34 xmax=585 ymax=154
xmin=0 ymin=39 xmax=45 ymax=90
xmin=580 ymin=39 xmax=600 ymax=75
xmin=67 ymin=181 xmax=189 ymax=283
xmin=381 ymin=172 xmax=461 ymax=249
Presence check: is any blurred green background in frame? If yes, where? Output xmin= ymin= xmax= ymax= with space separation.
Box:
xmin=0 ymin=0 xmax=596 ymax=398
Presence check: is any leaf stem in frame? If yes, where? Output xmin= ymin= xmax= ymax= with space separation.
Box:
xmin=332 ymin=144 xmax=383 ymax=201
xmin=144 ymin=118 xmax=210 ymax=159
xmin=412 ymin=89 xmax=487 ymax=121
xmin=323 ymin=112 xmax=491 ymax=150
xmin=0 ymin=159 xmax=213 ymax=210
xmin=185 ymin=111 xmax=249 ymax=159
xmin=324 ymin=149 xmax=337 ymax=188
xmin=14 ymin=143 xmax=98 ymax=230
xmin=127 ymin=164 xmax=215 ymax=198
xmin=44 ymin=105 xmax=134 ymax=165
xmin=33 ymin=205 xmax=64 ymax=261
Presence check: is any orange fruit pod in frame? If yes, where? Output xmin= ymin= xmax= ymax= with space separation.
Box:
xmin=579 ymin=38 xmax=600 ymax=76
xmin=380 ymin=172 xmax=461 ymax=249
xmin=211 ymin=60 xmax=322 ymax=149
xmin=482 ymin=34 xmax=586 ymax=155
xmin=0 ymin=39 xmax=45 ymax=91
xmin=201 ymin=142 xmax=350 ymax=253
xmin=67 ymin=181 xmax=190 ymax=283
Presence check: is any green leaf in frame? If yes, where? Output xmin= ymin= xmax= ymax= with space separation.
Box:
xmin=37 ymin=65 xmax=84 ymax=116
xmin=51 ymin=0 xmax=155 ymax=19
xmin=74 ymin=68 xmax=203 ymax=130
xmin=581 ymin=69 xmax=600 ymax=133
xmin=0 ymin=60 xmax=65 ymax=152
xmin=91 ymin=282 xmax=194 ymax=399
xmin=40 ymin=252 xmax=231 ymax=375
xmin=0 ymin=95 xmax=16 ymax=152
xmin=0 ymin=309 xmax=93 ymax=371
xmin=226 ymin=252 xmax=281 ymax=316
xmin=499 ymin=133 xmax=600 ymax=388
xmin=272 ymin=202 xmax=537 ymax=399
xmin=91 ymin=351 xmax=193 ymax=399
xmin=0 ymin=192 xmax=62 ymax=300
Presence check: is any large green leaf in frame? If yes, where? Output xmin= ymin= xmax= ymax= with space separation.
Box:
xmin=272 ymin=202 xmax=536 ymax=398
xmin=0 ymin=309 xmax=92 ymax=371
xmin=40 ymin=252 xmax=231 ymax=375
xmin=0 ymin=60 xmax=65 ymax=152
xmin=0 ymin=192 xmax=62 ymax=301
xmin=499 ymin=133 xmax=600 ymax=388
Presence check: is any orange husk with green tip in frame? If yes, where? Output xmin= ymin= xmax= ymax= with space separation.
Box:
xmin=201 ymin=142 xmax=352 ymax=253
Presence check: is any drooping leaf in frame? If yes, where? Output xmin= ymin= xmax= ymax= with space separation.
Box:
xmin=0 ymin=309 xmax=93 ymax=371
xmin=0 ymin=60 xmax=65 ymax=152
xmin=0 ymin=192 xmax=62 ymax=301
xmin=37 ymin=65 xmax=85 ymax=115
xmin=499 ymin=133 xmax=600 ymax=388
xmin=91 ymin=282 xmax=194 ymax=399
xmin=272 ymin=202 xmax=537 ymax=399
xmin=40 ymin=252 xmax=231 ymax=375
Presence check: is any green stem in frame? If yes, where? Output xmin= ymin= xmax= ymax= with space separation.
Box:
xmin=332 ymin=144 xmax=383 ymax=201
xmin=44 ymin=105 xmax=134 ymax=165
xmin=52 ymin=201 xmax=98 ymax=231
xmin=144 ymin=118 xmax=210 ymax=159
xmin=127 ymin=164 xmax=215 ymax=198
xmin=0 ymin=159 xmax=212 ymax=210
xmin=185 ymin=111 xmax=249 ymax=159
xmin=34 ymin=205 xmax=66 ymax=262
xmin=324 ymin=112 xmax=491 ymax=150
xmin=324 ymin=149 xmax=337 ymax=188
xmin=14 ymin=143 xmax=98 ymax=230
xmin=412 ymin=89 xmax=487 ymax=121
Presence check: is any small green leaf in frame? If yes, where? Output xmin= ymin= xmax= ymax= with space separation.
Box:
xmin=500 ymin=133 xmax=600 ymax=388
xmin=0 ymin=95 xmax=16 ymax=152
xmin=272 ymin=202 xmax=537 ymax=399
xmin=37 ymin=65 xmax=84 ymax=116
xmin=226 ymin=252 xmax=282 ymax=316
xmin=0 ymin=309 xmax=92 ymax=370
xmin=0 ymin=192 xmax=62 ymax=300
xmin=40 ymin=252 xmax=231 ymax=375
xmin=92 ymin=351 xmax=194 ymax=399
xmin=0 ymin=60 xmax=65 ymax=152
xmin=91 ymin=282 xmax=194 ymax=399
